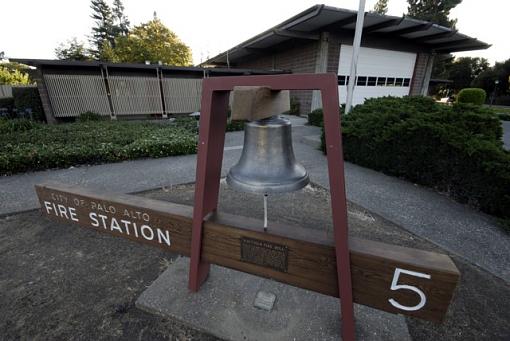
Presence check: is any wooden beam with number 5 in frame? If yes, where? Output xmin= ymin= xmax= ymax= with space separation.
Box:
xmin=35 ymin=182 xmax=460 ymax=322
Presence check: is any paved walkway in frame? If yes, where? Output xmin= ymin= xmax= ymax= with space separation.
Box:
xmin=1 ymin=116 xmax=508 ymax=283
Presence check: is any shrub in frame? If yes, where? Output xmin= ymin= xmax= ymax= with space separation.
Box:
xmin=320 ymin=96 xmax=510 ymax=224
xmin=226 ymin=119 xmax=245 ymax=132
xmin=497 ymin=113 xmax=510 ymax=121
xmin=307 ymin=105 xmax=344 ymax=127
xmin=457 ymin=88 xmax=487 ymax=105
xmin=172 ymin=116 xmax=245 ymax=133
xmin=0 ymin=118 xmax=38 ymax=134
xmin=308 ymin=108 xmax=324 ymax=127
xmin=0 ymin=121 xmax=197 ymax=175
xmin=290 ymin=97 xmax=301 ymax=115
xmin=12 ymin=86 xmax=45 ymax=121
xmin=77 ymin=111 xmax=103 ymax=122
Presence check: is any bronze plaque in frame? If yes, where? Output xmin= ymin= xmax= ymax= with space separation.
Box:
xmin=240 ymin=237 xmax=288 ymax=272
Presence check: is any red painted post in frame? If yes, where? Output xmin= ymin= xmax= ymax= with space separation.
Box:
xmin=189 ymin=84 xmax=229 ymax=291
xmin=190 ymin=73 xmax=356 ymax=340
xmin=321 ymin=77 xmax=356 ymax=341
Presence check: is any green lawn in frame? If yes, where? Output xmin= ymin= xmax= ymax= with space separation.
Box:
xmin=0 ymin=118 xmax=200 ymax=175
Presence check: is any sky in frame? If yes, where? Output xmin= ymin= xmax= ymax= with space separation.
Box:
xmin=1 ymin=0 xmax=508 ymax=66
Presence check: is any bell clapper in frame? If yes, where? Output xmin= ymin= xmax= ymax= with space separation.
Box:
xmin=263 ymin=193 xmax=268 ymax=232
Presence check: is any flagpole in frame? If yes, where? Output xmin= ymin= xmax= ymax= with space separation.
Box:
xmin=345 ymin=0 xmax=366 ymax=114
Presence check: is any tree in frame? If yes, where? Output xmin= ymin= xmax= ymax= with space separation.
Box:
xmin=407 ymin=0 xmax=462 ymax=28
xmin=372 ymin=0 xmax=389 ymax=14
xmin=407 ymin=1 xmax=463 ymax=84
xmin=0 ymin=63 xmax=31 ymax=85
xmin=446 ymin=57 xmax=489 ymax=91
xmin=473 ymin=59 xmax=510 ymax=98
xmin=112 ymin=0 xmax=130 ymax=37
xmin=89 ymin=0 xmax=115 ymax=59
xmin=55 ymin=38 xmax=90 ymax=61
xmin=110 ymin=18 xmax=192 ymax=66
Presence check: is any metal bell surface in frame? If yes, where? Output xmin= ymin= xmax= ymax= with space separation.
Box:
xmin=226 ymin=116 xmax=309 ymax=194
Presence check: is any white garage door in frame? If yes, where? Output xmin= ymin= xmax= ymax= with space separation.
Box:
xmin=338 ymin=45 xmax=416 ymax=106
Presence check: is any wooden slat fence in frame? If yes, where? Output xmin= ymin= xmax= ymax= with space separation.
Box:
xmin=108 ymin=76 xmax=163 ymax=116
xmin=162 ymin=78 xmax=202 ymax=113
xmin=43 ymin=74 xmax=110 ymax=117
xmin=0 ymin=85 xmax=13 ymax=99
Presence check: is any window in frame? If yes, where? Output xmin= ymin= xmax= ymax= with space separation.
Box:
xmin=338 ymin=75 xmax=351 ymax=86
xmin=339 ymin=75 xmax=410 ymax=87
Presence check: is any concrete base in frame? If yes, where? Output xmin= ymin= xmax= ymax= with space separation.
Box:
xmin=136 ymin=257 xmax=410 ymax=341
xmin=299 ymin=134 xmax=322 ymax=149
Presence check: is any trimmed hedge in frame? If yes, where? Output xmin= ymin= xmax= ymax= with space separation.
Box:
xmin=308 ymin=108 xmax=325 ymax=127
xmin=0 ymin=120 xmax=198 ymax=175
xmin=307 ymin=105 xmax=344 ymax=127
xmin=77 ymin=111 xmax=104 ymax=122
xmin=320 ymin=96 xmax=510 ymax=224
xmin=497 ymin=113 xmax=510 ymax=121
xmin=0 ymin=114 xmax=245 ymax=175
xmin=457 ymin=88 xmax=487 ymax=105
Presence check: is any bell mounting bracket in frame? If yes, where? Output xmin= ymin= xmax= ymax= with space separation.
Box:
xmin=189 ymin=73 xmax=356 ymax=340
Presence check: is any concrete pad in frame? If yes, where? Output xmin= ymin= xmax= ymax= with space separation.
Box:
xmin=136 ymin=257 xmax=410 ymax=341
xmin=299 ymin=135 xmax=322 ymax=149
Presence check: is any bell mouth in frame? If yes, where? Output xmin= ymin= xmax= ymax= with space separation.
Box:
xmin=226 ymin=114 xmax=309 ymax=194
xmin=226 ymin=169 xmax=310 ymax=194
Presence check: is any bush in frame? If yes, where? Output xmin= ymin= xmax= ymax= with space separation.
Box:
xmin=307 ymin=105 xmax=344 ymax=127
xmin=308 ymin=108 xmax=324 ymax=127
xmin=0 ymin=118 xmax=38 ymax=134
xmin=77 ymin=111 xmax=103 ymax=122
xmin=457 ymin=88 xmax=487 ymax=105
xmin=0 ymin=121 xmax=197 ymax=175
xmin=226 ymin=120 xmax=245 ymax=132
xmin=12 ymin=86 xmax=45 ymax=121
xmin=172 ymin=116 xmax=244 ymax=133
xmin=320 ymin=96 xmax=510 ymax=224
xmin=497 ymin=113 xmax=510 ymax=121
xmin=290 ymin=97 xmax=300 ymax=115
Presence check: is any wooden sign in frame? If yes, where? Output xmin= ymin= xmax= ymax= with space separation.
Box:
xmin=36 ymin=181 xmax=460 ymax=322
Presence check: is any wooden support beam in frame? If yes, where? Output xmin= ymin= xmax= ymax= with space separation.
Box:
xmin=35 ymin=182 xmax=460 ymax=322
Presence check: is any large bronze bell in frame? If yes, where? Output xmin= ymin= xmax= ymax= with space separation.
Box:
xmin=226 ymin=115 xmax=309 ymax=194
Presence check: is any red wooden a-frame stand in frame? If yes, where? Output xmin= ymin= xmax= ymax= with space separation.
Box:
xmin=189 ymin=73 xmax=356 ymax=341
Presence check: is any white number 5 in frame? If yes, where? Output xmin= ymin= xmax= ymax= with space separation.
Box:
xmin=389 ymin=268 xmax=431 ymax=311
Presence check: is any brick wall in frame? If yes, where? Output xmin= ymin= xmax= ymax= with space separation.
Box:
xmin=235 ymin=40 xmax=319 ymax=114
xmin=409 ymin=53 xmax=431 ymax=96
xmin=234 ymin=33 xmax=433 ymax=112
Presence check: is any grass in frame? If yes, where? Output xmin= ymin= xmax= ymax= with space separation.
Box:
xmin=0 ymin=118 xmax=201 ymax=175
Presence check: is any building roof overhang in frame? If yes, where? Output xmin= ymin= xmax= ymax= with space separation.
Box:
xmin=9 ymin=58 xmax=289 ymax=75
xmin=204 ymin=4 xmax=490 ymax=66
